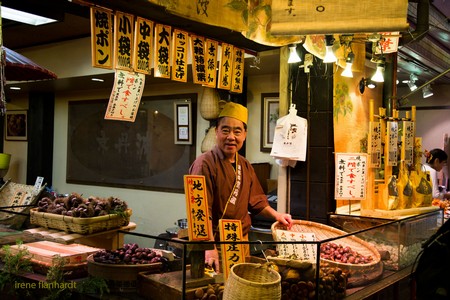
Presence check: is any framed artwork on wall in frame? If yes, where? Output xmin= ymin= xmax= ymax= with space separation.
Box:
xmin=260 ymin=93 xmax=279 ymax=152
xmin=5 ymin=110 xmax=27 ymax=141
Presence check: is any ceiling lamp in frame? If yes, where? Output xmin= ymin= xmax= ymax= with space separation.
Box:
xmin=359 ymin=78 xmax=377 ymax=94
xmin=422 ymin=84 xmax=434 ymax=98
xmin=288 ymin=44 xmax=302 ymax=64
xmin=371 ymin=58 xmax=385 ymax=82
xmin=0 ymin=6 xmax=57 ymax=26
xmin=341 ymin=52 xmax=355 ymax=78
xmin=407 ymin=73 xmax=418 ymax=91
xmin=323 ymin=35 xmax=337 ymax=63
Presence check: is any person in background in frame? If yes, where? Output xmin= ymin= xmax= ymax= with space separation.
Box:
xmin=424 ymin=148 xmax=450 ymax=200
xmin=189 ymin=102 xmax=293 ymax=272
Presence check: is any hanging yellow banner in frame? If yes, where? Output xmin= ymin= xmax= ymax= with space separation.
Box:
xmin=218 ymin=43 xmax=233 ymax=90
xmin=114 ymin=11 xmax=134 ymax=71
xmin=133 ymin=17 xmax=154 ymax=75
xmin=204 ymin=39 xmax=218 ymax=88
xmin=90 ymin=7 xmax=113 ymax=69
xmin=172 ymin=29 xmax=189 ymax=82
xmin=190 ymin=34 xmax=206 ymax=85
xmin=230 ymin=47 xmax=244 ymax=93
xmin=154 ymin=23 xmax=172 ymax=78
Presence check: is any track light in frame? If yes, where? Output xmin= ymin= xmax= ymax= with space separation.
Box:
xmin=288 ymin=44 xmax=301 ymax=64
xmin=359 ymin=78 xmax=377 ymax=94
xmin=407 ymin=73 xmax=418 ymax=91
xmin=371 ymin=58 xmax=385 ymax=82
xmin=323 ymin=35 xmax=337 ymax=63
xmin=341 ymin=52 xmax=354 ymax=78
xmin=422 ymin=84 xmax=434 ymax=98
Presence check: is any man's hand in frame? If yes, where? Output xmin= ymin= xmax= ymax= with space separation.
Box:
xmin=276 ymin=213 xmax=293 ymax=230
xmin=205 ymin=248 xmax=220 ymax=273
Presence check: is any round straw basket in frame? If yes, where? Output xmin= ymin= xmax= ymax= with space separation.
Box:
xmin=223 ymin=263 xmax=281 ymax=300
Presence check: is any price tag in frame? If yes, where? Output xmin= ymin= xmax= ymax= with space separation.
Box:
xmin=33 ymin=176 xmax=44 ymax=195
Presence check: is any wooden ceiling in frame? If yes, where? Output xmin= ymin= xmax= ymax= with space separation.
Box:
xmin=1 ymin=0 xmax=449 ymax=92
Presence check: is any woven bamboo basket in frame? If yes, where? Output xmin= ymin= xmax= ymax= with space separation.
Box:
xmin=272 ymin=220 xmax=383 ymax=287
xmin=30 ymin=208 xmax=132 ymax=234
xmin=223 ymin=263 xmax=281 ymax=300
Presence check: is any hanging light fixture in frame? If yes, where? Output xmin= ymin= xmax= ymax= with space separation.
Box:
xmin=371 ymin=58 xmax=385 ymax=82
xmin=422 ymin=84 xmax=434 ymax=98
xmin=359 ymin=78 xmax=377 ymax=94
xmin=323 ymin=35 xmax=337 ymax=63
xmin=341 ymin=52 xmax=355 ymax=78
xmin=407 ymin=73 xmax=418 ymax=91
xmin=288 ymin=44 xmax=301 ymax=64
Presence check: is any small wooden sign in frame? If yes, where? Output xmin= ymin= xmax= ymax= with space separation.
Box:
xmin=172 ymin=29 xmax=189 ymax=82
xmin=230 ymin=47 xmax=244 ymax=93
xmin=217 ymin=43 xmax=233 ymax=90
xmin=190 ymin=34 xmax=207 ymax=85
xmin=90 ymin=7 xmax=113 ymax=69
xmin=154 ymin=23 xmax=172 ymax=78
xmin=219 ymin=219 xmax=245 ymax=280
xmin=183 ymin=175 xmax=212 ymax=241
xmin=368 ymin=122 xmax=381 ymax=168
xmin=401 ymin=121 xmax=414 ymax=164
xmin=204 ymin=39 xmax=218 ymax=88
xmin=114 ymin=11 xmax=134 ymax=71
xmin=387 ymin=121 xmax=398 ymax=166
xmin=133 ymin=17 xmax=154 ymax=75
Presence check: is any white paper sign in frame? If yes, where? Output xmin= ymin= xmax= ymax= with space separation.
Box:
xmin=275 ymin=229 xmax=317 ymax=263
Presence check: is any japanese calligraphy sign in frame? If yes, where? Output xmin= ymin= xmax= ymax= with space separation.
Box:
xmin=114 ymin=12 xmax=134 ymax=71
xmin=230 ymin=47 xmax=244 ymax=93
xmin=368 ymin=122 xmax=381 ymax=168
xmin=90 ymin=7 xmax=113 ymax=69
xmin=275 ymin=229 xmax=317 ymax=263
xmin=204 ymin=39 xmax=218 ymax=88
xmin=219 ymin=219 xmax=245 ymax=280
xmin=401 ymin=121 xmax=415 ymax=164
xmin=105 ymin=70 xmax=145 ymax=122
xmin=172 ymin=29 xmax=189 ymax=82
xmin=133 ymin=17 xmax=154 ymax=75
xmin=183 ymin=175 xmax=212 ymax=241
xmin=190 ymin=34 xmax=206 ymax=85
xmin=154 ymin=23 xmax=172 ymax=78
xmin=374 ymin=32 xmax=400 ymax=54
xmin=335 ymin=153 xmax=368 ymax=200
xmin=218 ymin=43 xmax=233 ymax=90
xmin=387 ymin=121 xmax=399 ymax=166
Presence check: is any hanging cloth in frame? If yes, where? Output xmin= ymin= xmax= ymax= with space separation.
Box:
xmin=270 ymin=104 xmax=308 ymax=167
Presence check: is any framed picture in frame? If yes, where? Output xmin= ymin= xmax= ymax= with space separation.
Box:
xmin=260 ymin=93 xmax=279 ymax=152
xmin=174 ymin=100 xmax=192 ymax=145
xmin=5 ymin=110 xmax=27 ymax=141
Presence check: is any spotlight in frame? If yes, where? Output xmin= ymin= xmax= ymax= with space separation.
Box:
xmin=359 ymin=78 xmax=377 ymax=94
xmin=323 ymin=35 xmax=337 ymax=63
xmin=422 ymin=84 xmax=434 ymax=98
xmin=341 ymin=52 xmax=354 ymax=78
xmin=407 ymin=73 xmax=418 ymax=91
xmin=288 ymin=44 xmax=301 ymax=64
xmin=371 ymin=58 xmax=385 ymax=82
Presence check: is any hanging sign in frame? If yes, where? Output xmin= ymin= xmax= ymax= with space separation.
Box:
xmin=90 ymin=7 xmax=113 ymax=69
xmin=114 ymin=11 xmax=134 ymax=71
xmin=375 ymin=32 xmax=400 ymax=54
xmin=154 ymin=23 xmax=172 ymax=78
xmin=104 ymin=70 xmax=145 ymax=122
xmin=172 ymin=29 xmax=189 ymax=82
xmin=368 ymin=122 xmax=381 ymax=168
xmin=191 ymin=34 xmax=207 ymax=85
xmin=217 ymin=43 xmax=233 ymax=90
xmin=401 ymin=121 xmax=414 ymax=164
xmin=183 ymin=175 xmax=212 ymax=241
xmin=133 ymin=17 xmax=154 ymax=75
xmin=387 ymin=121 xmax=398 ymax=166
xmin=230 ymin=47 xmax=244 ymax=93
xmin=335 ymin=153 xmax=368 ymax=200
xmin=275 ymin=229 xmax=317 ymax=263
xmin=204 ymin=39 xmax=218 ymax=88
xmin=219 ymin=219 xmax=245 ymax=280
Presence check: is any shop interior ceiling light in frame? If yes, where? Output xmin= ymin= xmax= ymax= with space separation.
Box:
xmin=0 ymin=6 xmax=57 ymax=26
xmin=323 ymin=35 xmax=337 ymax=63
xmin=422 ymin=84 xmax=434 ymax=98
xmin=371 ymin=58 xmax=385 ymax=83
xmin=341 ymin=52 xmax=355 ymax=78
xmin=359 ymin=78 xmax=377 ymax=94
xmin=407 ymin=73 xmax=418 ymax=91
xmin=288 ymin=44 xmax=302 ymax=64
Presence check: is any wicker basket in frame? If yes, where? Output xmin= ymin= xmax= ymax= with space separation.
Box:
xmin=271 ymin=220 xmax=383 ymax=287
xmin=30 ymin=208 xmax=132 ymax=234
xmin=223 ymin=263 xmax=281 ymax=300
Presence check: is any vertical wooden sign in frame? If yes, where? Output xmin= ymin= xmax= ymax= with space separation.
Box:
xmin=401 ymin=121 xmax=414 ymax=164
xmin=90 ymin=7 xmax=113 ymax=69
xmin=230 ymin=47 xmax=244 ymax=93
xmin=154 ymin=23 xmax=172 ymax=78
xmin=204 ymin=39 xmax=218 ymax=88
xmin=387 ymin=121 xmax=398 ymax=166
xmin=172 ymin=29 xmax=189 ymax=82
xmin=219 ymin=219 xmax=245 ymax=280
xmin=191 ymin=34 xmax=207 ymax=85
xmin=114 ymin=11 xmax=134 ymax=71
xmin=368 ymin=122 xmax=381 ymax=168
xmin=218 ymin=43 xmax=233 ymax=90
xmin=184 ymin=175 xmax=212 ymax=241
xmin=133 ymin=17 xmax=154 ymax=75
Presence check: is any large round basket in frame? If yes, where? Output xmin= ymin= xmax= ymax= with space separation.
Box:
xmin=223 ymin=263 xmax=281 ymax=300
xmin=271 ymin=220 xmax=383 ymax=287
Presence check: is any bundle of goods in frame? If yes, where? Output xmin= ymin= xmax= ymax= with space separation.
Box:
xmin=432 ymin=199 xmax=450 ymax=218
xmin=30 ymin=193 xmax=131 ymax=234
xmin=271 ymin=220 xmax=382 ymax=288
